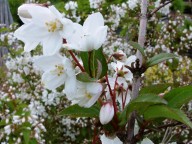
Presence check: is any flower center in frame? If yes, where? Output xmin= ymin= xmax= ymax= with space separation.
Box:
xmin=54 ymin=64 xmax=64 ymax=76
xmin=85 ymin=92 xmax=92 ymax=99
xmin=45 ymin=19 xmax=63 ymax=32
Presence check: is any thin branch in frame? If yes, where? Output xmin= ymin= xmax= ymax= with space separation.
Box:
xmin=68 ymin=50 xmax=85 ymax=72
xmin=149 ymin=0 xmax=173 ymax=17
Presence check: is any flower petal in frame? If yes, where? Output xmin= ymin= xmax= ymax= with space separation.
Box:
xmin=83 ymin=12 xmax=104 ymax=34
xmin=27 ymin=5 xmax=55 ymax=26
xmin=41 ymin=69 xmax=66 ymax=90
xmin=86 ymin=82 xmax=103 ymax=94
xmin=84 ymin=93 xmax=101 ymax=108
xmin=93 ymin=26 xmax=108 ymax=50
xmin=24 ymin=41 xmax=39 ymax=52
xmin=33 ymin=54 xmax=62 ymax=71
xmin=64 ymin=76 xmax=77 ymax=96
xmin=42 ymin=32 xmax=62 ymax=55
xmin=14 ymin=22 xmax=48 ymax=42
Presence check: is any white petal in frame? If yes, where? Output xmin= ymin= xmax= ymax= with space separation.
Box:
xmin=93 ymin=26 xmax=108 ymax=50
xmin=27 ymin=5 xmax=55 ymax=26
xmin=42 ymin=33 xmax=62 ymax=55
xmin=33 ymin=54 xmax=62 ymax=71
xmin=125 ymin=55 xmax=137 ymax=66
xmin=100 ymin=134 xmax=123 ymax=144
xmin=65 ymin=23 xmax=83 ymax=51
xmin=14 ymin=22 xmax=48 ymax=42
xmin=84 ymin=93 xmax=101 ymax=108
xmin=141 ymin=138 xmax=154 ymax=144
xmin=83 ymin=12 xmax=104 ymax=34
xmin=86 ymin=83 xmax=103 ymax=94
xmin=24 ymin=41 xmax=39 ymax=52
xmin=64 ymin=76 xmax=77 ymax=96
xmin=42 ymin=70 xmax=66 ymax=90
xmin=79 ymin=35 xmax=95 ymax=51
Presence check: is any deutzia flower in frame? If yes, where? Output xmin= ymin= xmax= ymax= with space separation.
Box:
xmin=141 ymin=138 xmax=154 ymax=144
xmin=99 ymin=101 xmax=114 ymax=125
xmin=33 ymin=54 xmax=76 ymax=94
xmin=100 ymin=134 xmax=123 ymax=144
xmin=111 ymin=55 xmax=136 ymax=82
xmin=15 ymin=5 xmax=75 ymax=55
xmin=65 ymin=12 xmax=108 ymax=51
xmin=67 ymin=81 xmax=103 ymax=108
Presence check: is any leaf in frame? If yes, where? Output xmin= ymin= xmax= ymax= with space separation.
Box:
xmin=80 ymin=52 xmax=90 ymax=74
xmin=59 ymin=104 xmax=100 ymax=118
xmin=129 ymin=41 xmax=145 ymax=57
xmin=96 ymin=60 xmax=102 ymax=79
xmin=144 ymin=105 xmax=192 ymax=128
xmin=164 ymin=86 xmax=192 ymax=108
xmin=80 ymin=48 xmax=108 ymax=79
xmin=146 ymin=53 xmax=178 ymax=67
xmin=139 ymin=84 xmax=172 ymax=95
xmin=23 ymin=129 xmax=30 ymax=144
xmin=29 ymin=138 xmax=38 ymax=144
xmin=76 ymin=72 xmax=96 ymax=82
xmin=119 ymin=94 xmax=167 ymax=126
xmin=94 ymin=48 xmax=108 ymax=78
xmin=0 ymin=120 xmax=6 ymax=127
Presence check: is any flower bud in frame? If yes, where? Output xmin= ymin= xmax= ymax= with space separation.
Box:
xmin=99 ymin=102 xmax=114 ymax=125
xmin=112 ymin=51 xmax=126 ymax=62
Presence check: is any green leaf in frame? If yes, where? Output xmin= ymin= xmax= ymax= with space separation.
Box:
xmin=139 ymin=84 xmax=172 ymax=95
xmin=0 ymin=120 xmax=6 ymax=127
xmin=119 ymin=94 xmax=167 ymax=126
xmin=164 ymin=86 xmax=192 ymax=108
xmin=144 ymin=105 xmax=192 ymax=128
xmin=80 ymin=48 xmax=108 ymax=79
xmin=76 ymin=72 xmax=96 ymax=82
xmin=23 ymin=130 xmax=30 ymax=144
xmin=146 ymin=53 xmax=178 ymax=67
xmin=80 ymin=52 xmax=90 ymax=74
xmin=94 ymin=48 xmax=108 ymax=78
xmin=59 ymin=104 xmax=100 ymax=118
xmin=29 ymin=138 xmax=38 ymax=144
xmin=129 ymin=41 xmax=145 ymax=57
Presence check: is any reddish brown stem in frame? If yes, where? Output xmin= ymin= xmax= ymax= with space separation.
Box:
xmin=105 ymin=74 xmax=118 ymax=126
xmin=68 ymin=50 xmax=85 ymax=72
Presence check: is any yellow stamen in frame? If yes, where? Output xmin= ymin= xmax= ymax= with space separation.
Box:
xmin=45 ymin=19 xmax=63 ymax=32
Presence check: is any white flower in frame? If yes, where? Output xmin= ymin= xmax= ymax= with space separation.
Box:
xmin=15 ymin=5 xmax=75 ymax=55
xmin=65 ymin=1 xmax=78 ymax=11
xmin=100 ymin=134 xmax=123 ymax=144
xmin=99 ymin=101 xmax=114 ymax=125
xmin=67 ymin=81 xmax=103 ymax=108
xmin=127 ymin=0 xmax=139 ymax=10
xmin=141 ymin=138 xmax=154 ymax=144
xmin=65 ymin=12 xmax=108 ymax=51
xmin=33 ymin=54 xmax=76 ymax=94
xmin=111 ymin=55 xmax=136 ymax=82
xmin=4 ymin=125 xmax=11 ymax=135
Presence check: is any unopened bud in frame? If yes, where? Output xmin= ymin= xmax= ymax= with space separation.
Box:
xmin=112 ymin=52 xmax=126 ymax=62
xmin=99 ymin=102 xmax=114 ymax=125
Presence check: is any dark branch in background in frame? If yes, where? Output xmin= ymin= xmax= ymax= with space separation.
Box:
xmin=148 ymin=0 xmax=173 ymax=17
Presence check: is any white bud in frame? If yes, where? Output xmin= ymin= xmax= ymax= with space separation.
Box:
xmin=99 ymin=102 xmax=114 ymax=125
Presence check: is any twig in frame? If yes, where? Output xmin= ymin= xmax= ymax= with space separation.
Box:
xmin=149 ymin=0 xmax=172 ymax=17
xmin=68 ymin=50 xmax=85 ymax=72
